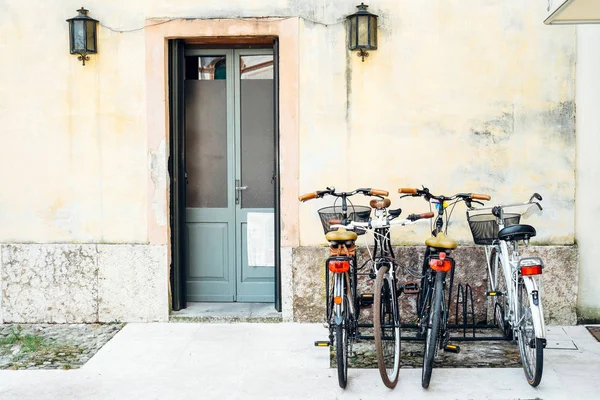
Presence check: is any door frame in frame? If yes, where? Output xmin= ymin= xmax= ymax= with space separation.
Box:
xmin=169 ymin=41 xmax=282 ymax=310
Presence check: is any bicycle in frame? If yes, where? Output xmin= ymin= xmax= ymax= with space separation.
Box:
xmin=332 ymin=199 xmax=433 ymax=388
xmin=397 ymin=186 xmax=491 ymax=389
xmin=467 ymin=193 xmax=546 ymax=387
xmin=299 ymin=187 xmax=386 ymax=388
xmin=299 ymin=187 xmax=433 ymax=388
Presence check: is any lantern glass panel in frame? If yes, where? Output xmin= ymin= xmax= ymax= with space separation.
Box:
xmin=73 ymin=20 xmax=86 ymax=53
xmin=349 ymin=16 xmax=358 ymax=49
xmin=86 ymin=21 xmax=96 ymax=53
xmin=358 ymin=15 xmax=369 ymax=47
xmin=369 ymin=16 xmax=377 ymax=49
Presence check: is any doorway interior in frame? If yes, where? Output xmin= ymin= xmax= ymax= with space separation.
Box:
xmin=168 ymin=40 xmax=282 ymax=315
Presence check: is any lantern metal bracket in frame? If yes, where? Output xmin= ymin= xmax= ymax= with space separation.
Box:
xmin=78 ymin=54 xmax=90 ymax=66
xmin=357 ymin=49 xmax=369 ymax=62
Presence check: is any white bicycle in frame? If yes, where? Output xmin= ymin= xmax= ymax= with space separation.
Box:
xmin=467 ymin=193 xmax=546 ymax=387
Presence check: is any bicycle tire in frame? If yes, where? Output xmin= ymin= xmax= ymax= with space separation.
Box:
xmin=517 ymin=280 xmax=543 ymax=387
xmin=373 ymin=266 xmax=401 ymax=388
xmin=335 ymin=319 xmax=348 ymax=388
xmin=422 ymin=271 xmax=443 ymax=389
xmin=489 ymin=250 xmax=511 ymax=337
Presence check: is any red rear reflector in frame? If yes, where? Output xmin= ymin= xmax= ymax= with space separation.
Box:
xmin=329 ymin=260 xmax=350 ymax=273
xmin=521 ymin=265 xmax=542 ymax=275
xmin=429 ymin=258 xmax=452 ymax=272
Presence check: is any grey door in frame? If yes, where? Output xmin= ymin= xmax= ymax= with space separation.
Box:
xmin=184 ymin=49 xmax=275 ymax=302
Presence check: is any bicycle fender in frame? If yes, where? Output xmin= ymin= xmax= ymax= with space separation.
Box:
xmin=334 ymin=313 xmax=344 ymax=325
xmin=522 ymin=276 xmax=546 ymax=339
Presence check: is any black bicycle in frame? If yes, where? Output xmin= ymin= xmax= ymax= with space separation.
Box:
xmin=398 ymin=186 xmax=491 ymax=389
xmin=299 ymin=187 xmax=386 ymax=388
xmin=299 ymin=187 xmax=432 ymax=388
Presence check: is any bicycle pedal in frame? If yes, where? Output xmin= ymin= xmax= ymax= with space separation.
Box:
xmin=403 ymin=282 xmax=420 ymax=294
xmin=443 ymin=344 xmax=460 ymax=353
xmin=314 ymin=341 xmax=330 ymax=347
xmin=359 ymin=293 xmax=374 ymax=307
xmin=486 ymin=291 xmax=504 ymax=297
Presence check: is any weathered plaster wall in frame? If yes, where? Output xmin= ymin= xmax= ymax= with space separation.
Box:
xmin=297 ymin=1 xmax=576 ymax=247
xmin=575 ymin=25 xmax=600 ymax=323
xmin=292 ymin=245 xmax=578 ymax=325
xmin=0 ymin=1 xmax=582 ymax=321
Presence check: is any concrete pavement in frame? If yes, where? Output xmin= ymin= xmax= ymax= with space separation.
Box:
xmin=0 ymin=323 xmax=599 ymax=399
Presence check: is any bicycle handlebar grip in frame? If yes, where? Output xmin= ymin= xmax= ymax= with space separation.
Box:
xmin=398 ymin=188 xmax=418 ymax=194
xmin=298 ymin=192 xmax=318 ymax=202
xmin=328 ymin=219 xmax=342 ymax=225
xmin=419 ymin=212 xmax=435 ymax=219
xmin=369 ymin=188 xmax=389 ymax=196
xmin=471 ymin=193 xmax=491 ymax=201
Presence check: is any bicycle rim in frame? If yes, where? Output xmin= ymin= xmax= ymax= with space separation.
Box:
xmin=373 ymin=266 xmax=400 ymax=388
xmin=517 ymin=281 xmax=543 ymax=387
xmin=422 ymin=272 xmax=443 ymax=389
xmin=489 ymin=250 xmax=510 ymax=336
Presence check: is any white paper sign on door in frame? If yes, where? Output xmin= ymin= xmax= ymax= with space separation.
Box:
xmin=247 ymin=212 xmax=275 ymax=267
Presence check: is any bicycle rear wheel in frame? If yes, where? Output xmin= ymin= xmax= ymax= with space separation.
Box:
xmin=373 ymin=266 xmax=400 ymax=388
xmin=422 ymin=272 xmax=443 ymax=389
xmin=335 ymin=319 xmax=348 ymax=388
xmin=489 ymin=250 xmax=510 ymax=337
xmin=333 ymin=274 xmax=349 ymax=389
xmin=517 ymin=280 xmax=543 ymax=387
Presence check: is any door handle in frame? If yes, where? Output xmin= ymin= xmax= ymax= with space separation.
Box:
xmin=235 ymin=180 xmax=247 ymax=205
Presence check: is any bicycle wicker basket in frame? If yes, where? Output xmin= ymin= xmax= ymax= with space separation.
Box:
xmin=467 ymin=212 xmax=521 ymax=245
xmin=317 ymin=205 xmax=371 ymax=236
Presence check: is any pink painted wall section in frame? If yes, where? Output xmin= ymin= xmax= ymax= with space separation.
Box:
xmin=144 ymin=18 xmax=300 ymax=247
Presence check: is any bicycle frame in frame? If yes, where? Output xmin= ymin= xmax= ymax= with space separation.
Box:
xmin=484 ymin=230 xmax=546 ymax=341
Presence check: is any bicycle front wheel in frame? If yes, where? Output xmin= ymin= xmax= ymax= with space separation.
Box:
xmin=373 ymin=266 xmax=401 ymax=388
xmin=422 ymin=271 xmax=443 ymax=389
xmin=517 ymin=280 xmax=543 ymax=387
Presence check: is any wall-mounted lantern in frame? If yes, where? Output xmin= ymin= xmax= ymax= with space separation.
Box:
xmin=347 ymin=3 xmax=378 ymax=62
xmin=67 ymin=8 xmax=98 ymax=66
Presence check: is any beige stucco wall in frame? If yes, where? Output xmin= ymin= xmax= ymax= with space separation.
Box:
xmin=0 ymin=1 xmax=575 ymax=245
xmin=575 ymin=25 xmax=600 ymax=322
xmin=0 ymin=1 xmax=586 ymax=320
xmin=297 ymin=2 xmax=576 ymax=246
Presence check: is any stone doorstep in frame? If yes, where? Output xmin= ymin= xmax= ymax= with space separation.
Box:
xmin=169 ymin=315 xmax=283 ymax=323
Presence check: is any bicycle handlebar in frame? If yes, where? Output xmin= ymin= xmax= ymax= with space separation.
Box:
xmin=331 ymin=212 xmax=433 ymax=230
xmin=469 ymin=193 xmax=543 ymax=213
xmin=298 ymin=187 xmax=388 ymax=202
xmin=398 ymin=187 xmax=491 ymax=202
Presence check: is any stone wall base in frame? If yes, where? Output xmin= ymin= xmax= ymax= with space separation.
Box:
xmin=292 ymin=245 xmax=579 ymax=325
xmin=0 ymin=244 xmax=168 ymax=323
